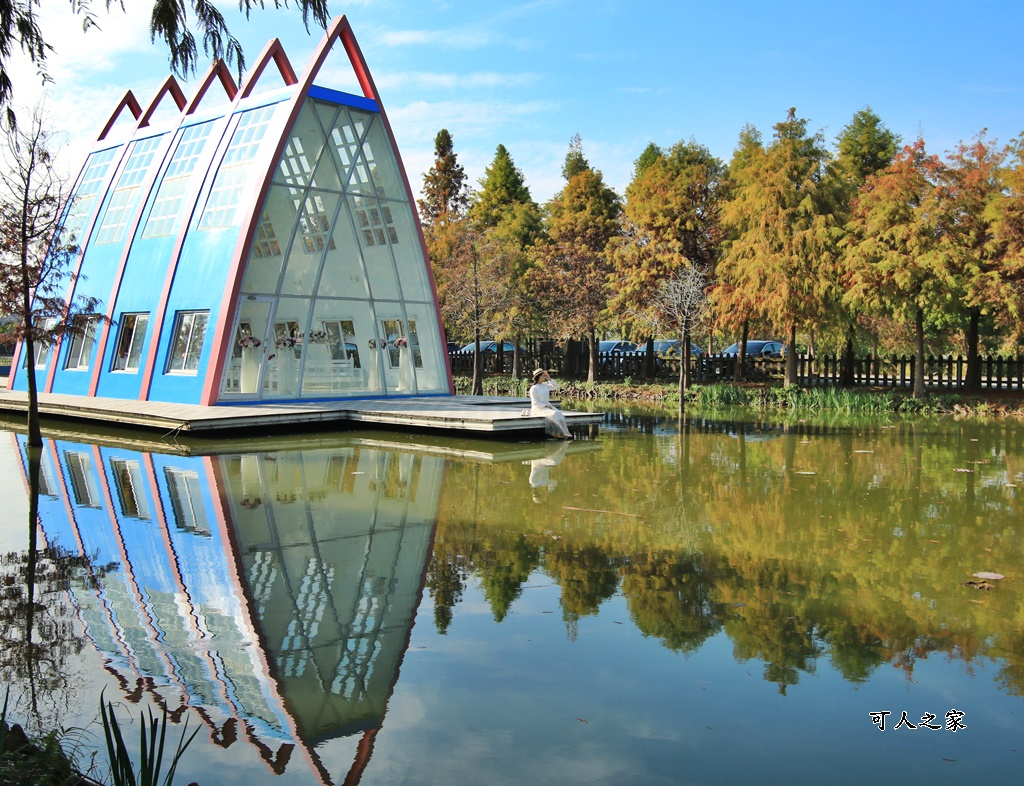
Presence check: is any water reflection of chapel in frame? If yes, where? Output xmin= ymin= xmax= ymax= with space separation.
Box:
xmin=18 ymin=433 xmax=440 ymax=784
xmin=8 ymin=15 xmax=450 ymax=405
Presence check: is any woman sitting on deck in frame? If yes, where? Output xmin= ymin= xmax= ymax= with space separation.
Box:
xmin=529 ymin=369 xmax=573 ymax=439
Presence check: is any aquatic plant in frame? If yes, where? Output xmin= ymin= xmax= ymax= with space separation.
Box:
xmin=100 ymin=692 xmax=198 ymax=786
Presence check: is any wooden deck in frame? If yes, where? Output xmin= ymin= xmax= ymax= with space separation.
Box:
xmin=0 ymin=389 xmax=602 ymax=439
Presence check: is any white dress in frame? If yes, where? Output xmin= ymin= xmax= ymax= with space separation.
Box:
xmin=529 ymin=380 xmax=571 ymax=437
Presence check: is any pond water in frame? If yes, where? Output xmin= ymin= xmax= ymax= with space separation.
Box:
xmin=1 ymin=406 xmax=1022 ymax=785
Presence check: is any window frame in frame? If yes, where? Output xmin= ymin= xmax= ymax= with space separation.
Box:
xmin=110 ymin=312 xmax=150 ymax=373
xmin=166 ymin=310 xmax=209 ymax=375
xmin=63 ymin=316 xmax=100 ymax=371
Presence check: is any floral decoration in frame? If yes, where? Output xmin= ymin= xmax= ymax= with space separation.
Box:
xmin=394 ymin=336 xmax=408 ymax=348
xmin=238 ymin=336 xmax=261 ymax=348
xmin=275 ymin=336 xmax=297 ymax=348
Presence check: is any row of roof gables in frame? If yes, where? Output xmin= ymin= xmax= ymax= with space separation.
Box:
xmin=98 ymin=15 xmax=376 ymax=142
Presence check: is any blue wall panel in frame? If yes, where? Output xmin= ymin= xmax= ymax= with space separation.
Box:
xmin=95 ymin=233 xmax=180 ymax=400
xmin=146 ymin=228 xmax=237 ymax=403
xmin=48 ymin=240 xmax=128 ymax=396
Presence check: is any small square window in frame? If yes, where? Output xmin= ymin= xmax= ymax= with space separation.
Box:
xmin=23 ymin=317 xmax=57 ymax=369
xmin=111 ymin=313 xmax=150 ymax=372
xmin=64 ymin=316 xmax=100 ymax=371
xmin=167 ymin=311 xmax=209 ymax=374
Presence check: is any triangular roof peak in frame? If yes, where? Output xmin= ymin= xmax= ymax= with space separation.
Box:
xmin=185 ymin=59 xmax=239 ymax=115
xmin=137 ymin=76 xmax=188 ymax=129
xmin=238 ymin=38 xmax=298 ymax=99
xmin=302 ymin=15 xmax=379 ymax=102
xmin=97 ymin=90 xmax=143 ymax=141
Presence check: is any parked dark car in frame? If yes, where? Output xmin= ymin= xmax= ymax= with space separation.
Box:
xmin=720 ymin=340 xmax=785 ymax=358
xmin=458 ymin=340 xmax=531 ymax=356
xmin=598 ymin=340 xmax=638 ymax=354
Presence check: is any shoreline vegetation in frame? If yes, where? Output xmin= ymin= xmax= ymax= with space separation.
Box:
xmin=454 ymin=376 xmax=1024 ymax=418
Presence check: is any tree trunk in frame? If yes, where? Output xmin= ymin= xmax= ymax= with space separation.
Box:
xmin=512 ymin=334 xmax=523 ymax=381
xmin=643 ymin=336 xmax=655 ymax=379
xmin=587 ymin=327 xmax=597 ymax=383
xmin=20 ymin=260 xmax=43 ymax=448
xmin=785 ymin=323 xmax=798 ymax=387
xmin=495 ymin=336 xmax=505 ymax=376
xmin=682 ymin=319 xmax=692 ymax=391
xmin=913 ymin=306 xmax=925 ymax=399
xmin=733 ymin=320 xmax=749 ymax=384
xmin=839 ymin=322 xmax=855 ymax=387
xmin=471 ymin=331 xmax=483 ymax=396
xmin=677 ymin=327 xmax=686 ymax=416
xmin=965 ymin=308 xmax=981 ymax=392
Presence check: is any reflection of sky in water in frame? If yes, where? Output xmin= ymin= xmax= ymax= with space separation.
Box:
xmin=1 ymin=414 xmax=1022 ymax=784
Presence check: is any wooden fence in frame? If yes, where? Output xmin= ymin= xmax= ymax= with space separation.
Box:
xmin=449 ymin=345 xmax=1024 ymax=392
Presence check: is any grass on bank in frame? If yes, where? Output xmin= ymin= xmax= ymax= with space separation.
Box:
xmin=453 ymin=375 xmax=1024 ymax=417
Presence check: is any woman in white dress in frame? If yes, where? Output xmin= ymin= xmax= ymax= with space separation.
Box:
xmin=529 ymin=369 xmax=572 ymax=439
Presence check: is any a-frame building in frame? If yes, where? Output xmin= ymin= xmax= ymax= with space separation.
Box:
xmin=8 ymin=16 xmax=453 ymax=406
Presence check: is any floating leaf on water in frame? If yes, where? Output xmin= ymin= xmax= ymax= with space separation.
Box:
xmin=953 ymin=468 xmax=974 ymax=473
xmin=972 ymin=571 xmax=1005 ymax=580
xmin=794 ymin=471 xmax=816 ymax=475
xmin=853 ymin=450 xmax=874 ymax=454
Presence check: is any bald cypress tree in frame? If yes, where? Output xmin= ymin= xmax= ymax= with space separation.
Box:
xmin=469 ymin=144 xmax=534 ymax=228
xmin=418 ymin=128 xmax=468 ymax=227
xmin=467 ymin=144 xmax=542 ymax=379
xmin=530 ymin=140 xmax=621 ymax=382
xmin=718 ymin=108 xmax=842 ymax=385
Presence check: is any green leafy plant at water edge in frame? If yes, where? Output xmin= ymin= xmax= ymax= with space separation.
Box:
xmin=685 ymin=383 xmax=750 ymax=407
xmin=1 ymin=689 xmax=83 ymax=786
xmin=100 ymin=691 xmax=198 ymax=786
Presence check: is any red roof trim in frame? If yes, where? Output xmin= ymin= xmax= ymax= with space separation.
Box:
xmin=137 ymin=76 xmax=188 ymax=129
xmin=185 ymin=59 xmax=239 ymax=115
xmin=97 ymin=91 xmax=143 ymax=141
xmin=238 ymin=39 xmax=298 ymax=100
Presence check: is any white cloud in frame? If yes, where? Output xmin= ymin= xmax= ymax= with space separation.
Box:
xmin=375 ymin=71 xmax=539 ymax=91
xmin=388 ymin=98 xmax=557 ymax=143
xmin=373 ymin=25 xmax=532 ymax=52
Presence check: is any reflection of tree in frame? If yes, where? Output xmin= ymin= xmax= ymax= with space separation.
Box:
xmin=620 ymin=552 xmax=722 ymax=654
xmin=0 ymin=544 xmax=92 ymax=727
xmin=477 ymin=535 xmax=541 ymax=622
xmin=425 ymin=545 xmax=468 ymax=634
xmin=716 ymin=561 xmax=823 ymax=695
xmin=429 ymin=415 xmax=1024 ymax=694
xmin=545 ymin=544 xmax=619 ymax=635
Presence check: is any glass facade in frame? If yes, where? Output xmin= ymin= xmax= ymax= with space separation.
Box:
xmin=223 ymin=98 xmax=445 ymax=400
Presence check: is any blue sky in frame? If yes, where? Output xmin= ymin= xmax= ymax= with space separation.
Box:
xmin=10 ymin=0 xmax=1024 ymax=205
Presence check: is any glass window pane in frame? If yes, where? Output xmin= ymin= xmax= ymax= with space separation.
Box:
xmin=94 ymin=135 xmax=164 ymax=244
xmin=312 ymin=199 xmax=367 ymax=299
xmin=242 ymin=185 xmax=301 ymax=294
xmin=303 ymin=300 xmax=380 ymax=396
xmin=348 ymin=195 xmax=400 ymax=300
xmin=142 ymin=121 xmax=215 ymax=238
xmin=357 ymin=114 xmax=405 ymax=200
xmin=65 ymin=317 xmax=99 ymax=370
xmin=281 ymin=191 xmax=341 ymax=296
xmin=199 ymin=104 xmax=277 ymax=230
xmin=167 ymin=311 xmax=209 ymax=374
xmin=112 ymin=313 xmax=149 ymax=372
